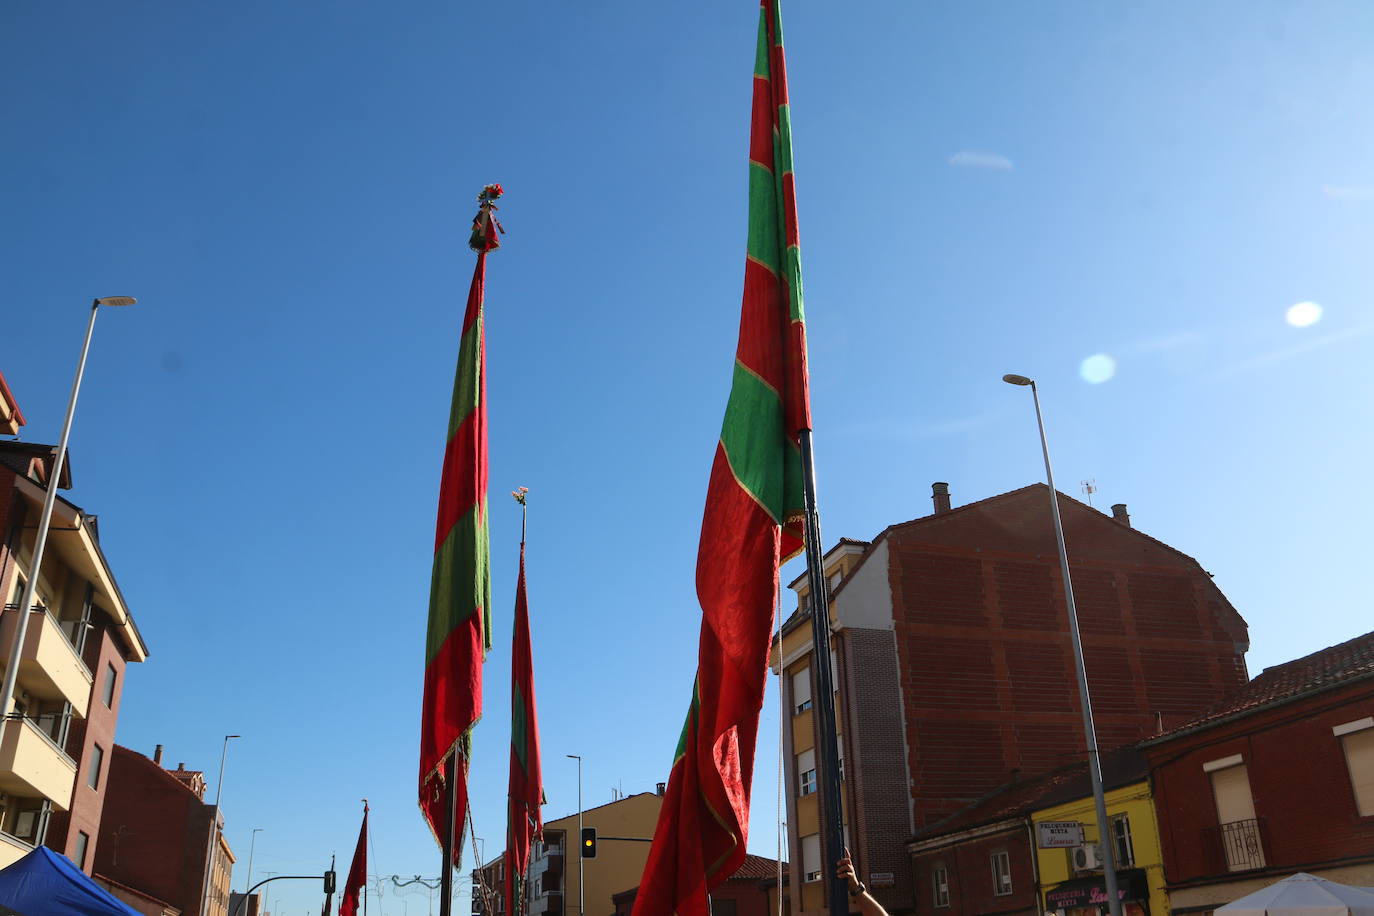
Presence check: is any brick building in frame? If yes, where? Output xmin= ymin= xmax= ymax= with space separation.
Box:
xmin=772 ymin=483 xmax=1249 ymax=916
xmin=0 ymin=406 xmax=148 ymax=872
xmin=612 ymin=854 xmax=787 ymax=916
xmin=1144 ymin=630 xmax=1374 ymax=913
xmin=93 ymin=744 xmax=236 ymax=916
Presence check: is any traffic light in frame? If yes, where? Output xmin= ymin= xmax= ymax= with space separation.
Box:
xmin=324 ymin=869 xmax=336 ymax=894
xmin=581 ymin=827 xmax=597 ymax=859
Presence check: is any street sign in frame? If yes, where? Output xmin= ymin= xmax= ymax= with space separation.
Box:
xmin=1037 ymin=821 xmax=1084 ymax=848
xmin=869 ymin=873 xmax=895 ymax=888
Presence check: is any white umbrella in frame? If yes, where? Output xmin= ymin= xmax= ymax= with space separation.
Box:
xmin=1216 ymin=873 xmax=1374 ymax=915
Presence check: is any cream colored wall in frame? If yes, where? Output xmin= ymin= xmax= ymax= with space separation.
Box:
xmin=545 ymin=792 xmax=664 ymax=916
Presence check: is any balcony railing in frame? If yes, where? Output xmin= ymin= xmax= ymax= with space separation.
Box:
xmin=0 ymin=717 xmax=77 ymax=811
xmin=1205 ymin=818 xmax=1267 ymax=872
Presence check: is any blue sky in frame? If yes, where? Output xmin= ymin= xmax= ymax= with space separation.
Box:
xmin=4 ymin=1 xmax=1374 ymax=913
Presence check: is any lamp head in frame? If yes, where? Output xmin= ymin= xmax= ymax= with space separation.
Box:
xmin=95 ymin=296 xmax=137 ymax=307
xmin=1002 ymin=374 xmax=1034 ymax=387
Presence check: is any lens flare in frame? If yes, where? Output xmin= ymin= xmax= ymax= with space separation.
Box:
xmin=1286 ymin=301 xmax=1323 ymax=328
xmin=1079 ymin=354 xmax=1117 ymax=384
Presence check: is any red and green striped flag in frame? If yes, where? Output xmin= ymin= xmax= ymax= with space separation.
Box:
xmin=633 ymin=4 xmax=810 ymax=916
xmin=505 ymin=490 xmax=543 ymax=916
xmin=419 ymin=185 xmax=503 ymax=858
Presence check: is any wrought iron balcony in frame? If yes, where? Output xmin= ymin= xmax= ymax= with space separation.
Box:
xmin=1204 ymin=817 xmax=1268 ymax=872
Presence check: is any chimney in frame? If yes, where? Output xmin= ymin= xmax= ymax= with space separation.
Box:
xmin=1111 ymin=503 xmax=1131 ymax=527
xmin=931 ymin=482 xmax=951 ymax=514
xmin=154 ymin=744 xmax=163 ymax=765
xmin=656 ymin=782 xmax=666 ymax=796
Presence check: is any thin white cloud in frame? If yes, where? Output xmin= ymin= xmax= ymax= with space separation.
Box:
xmin=1323 ymin=185 xmax=1374 ymax=201
xmin=1210 ymin=324 xmax=1374 ymax=379
xmin=948 ymin=151 xmax=1014 ymax=171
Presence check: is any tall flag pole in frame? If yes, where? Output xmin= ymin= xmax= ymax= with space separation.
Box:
xmin=631 ymin=3 xmax=839 ymax=916
xmin=340 ymin=802 xmax=368 ymax=916
xmin=422 ymin=183 xmax=504 ymax=916
xmin=505 ymin=487 xmax=544 ymax=916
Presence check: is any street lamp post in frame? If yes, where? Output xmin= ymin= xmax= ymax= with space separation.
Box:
xmin=202 ymin=734 xmax=242 ymax=916
xmin=565 ymin=755 xmax=583 ymax=916
xmin=0 ymin=296 xmax=136 ymax=725
xmin=1002 ymin=374 xmax=1122 ymax=916
xmin=245 ymin=828 xmax=263 ymax=900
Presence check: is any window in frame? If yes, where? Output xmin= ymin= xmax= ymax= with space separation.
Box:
xmin=88 ymin=744 xmax=104 ymax=790
xmin=801 ymin=834 xmax=822 ymax=882
xmin=1208 ymin=762 xmax=1265 ymax=871
xmin=74 ymin=831 xmax=90 ymax=869
xmin=990 ymin=851 xmax=1012 ymax=896
xmin=933 ymin=865 xmax=950 ymax=908
xmin=792 ymin=667 xmax=812 ymax=714
xmin=829 ymin=648 xmax=840 ymax=694
xmin=837 ymin=736 xmax=845 ymax=782
xmin=797 ymin=749 xmax=817 ymax=796
xmin=101 ymin=664 xmax=117 ymax=708
xmin=1110 ymin=814 xmax=1135 ymax=867
xmin=1337 ymin=719 xmax=1374 ymax=817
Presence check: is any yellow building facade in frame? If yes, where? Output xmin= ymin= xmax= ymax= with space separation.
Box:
xmin=1032 ymin=780 xmax=1168 ymax=916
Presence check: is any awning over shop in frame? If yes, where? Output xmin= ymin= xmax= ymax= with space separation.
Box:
xmin=1046 ymin=869 xmax=1149 ymax=911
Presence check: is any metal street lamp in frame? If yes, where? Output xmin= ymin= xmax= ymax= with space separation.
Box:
xmin=565 ymin=755 xmax=583 ymax=916
xmin=0 ymin=296 xmax=136 ymax=724
xmin=245 ymin=828 xmax=263 ymax=897
xmin=1002 ymin=373 xmax=1122 ymax=916
xmin=202 ymin=734 xmax=242 ymax=916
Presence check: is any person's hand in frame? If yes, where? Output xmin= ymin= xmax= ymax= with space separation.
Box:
xmin=836 ymin=848 xmax=860 ymax=893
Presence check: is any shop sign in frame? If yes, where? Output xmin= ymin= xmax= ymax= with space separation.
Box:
xmin=1036 ymin=821 xmax=1083 ymax=848
xmin=1046 ymin=884 xmax=1127 ymax=909
xmin=868 ymin=873 xmax=895 ymax=888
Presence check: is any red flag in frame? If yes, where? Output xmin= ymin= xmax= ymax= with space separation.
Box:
xmin=505 ymin=505 xmax=544 ymax=916
xmin=340 ymin=803 xmax=368 ymax=916
xmin=419 ymin=185 xmax=502 ymax=859
xmin=632 ymin=4 xmax=811 ymax=916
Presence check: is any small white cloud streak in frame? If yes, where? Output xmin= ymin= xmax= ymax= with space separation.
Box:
xmin=948 ymin=151 xmax=1014 ymax=171
xmin=1323 ymin=185 xmax=1374 ymax=201
xmin=1210 ymin=324 xmax=1374 ymax=380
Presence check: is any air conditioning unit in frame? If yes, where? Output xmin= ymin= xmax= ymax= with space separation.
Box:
xmin=1072 ymin=843 xmax=1102 ymax=872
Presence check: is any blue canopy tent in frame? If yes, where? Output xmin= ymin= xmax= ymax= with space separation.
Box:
xmin=0 ymin=846 xmax=141 ymax=916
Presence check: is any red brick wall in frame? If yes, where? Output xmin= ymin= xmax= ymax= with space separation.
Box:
xmin=47 ymin=623 xmax=126 ymax=870
xmin=889 ymin=488 xmax=1249 ymax=828
xmin=93 ymin=745 xmax=217 ymax=916
xmin=1148 ymin=681 xmax=1374 ymax=883
xmin=910 ymin=827 xmax=1037 ymax=916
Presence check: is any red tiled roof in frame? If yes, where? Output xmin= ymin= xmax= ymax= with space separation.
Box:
xmin=727 ymin=853 xmax=788 ymax=880
xmin=611 ymin=854 xmax=788 ymax=900
xmin=909 ymin=746 xmax=1149 ymax=843
xmin=1151 ymin=630 xmax=1374 ymax=741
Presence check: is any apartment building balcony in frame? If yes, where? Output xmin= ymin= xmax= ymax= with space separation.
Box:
xmin=0 ymin=828 xmax=32 ymax=869
xmin=0 ymin=716 xmax=77 ymax=810
xmin=1203 ymin=817 xmax=1268 ymax=873
xmin=0 ymin=606 xmax=92 ymax=716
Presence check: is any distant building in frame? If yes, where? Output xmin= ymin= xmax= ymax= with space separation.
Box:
xmin=1144 ymin=629 xmax=1374 ymax=912
xmin=0 ymin=428 xmax=149 ymax=871
xmin=612 ymin=854 xmax=788 ymax=916
xmin=475 ymin=789 xmax=664 ymax=916
xmin=904 ymin=746 xmax=1166 ymax=916
xmin=92 ymin=744 xmax=236 ymax=916
xmin=772 ymin=482 xmax=1249 ymax=915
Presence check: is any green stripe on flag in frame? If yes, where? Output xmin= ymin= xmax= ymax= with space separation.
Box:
xmin=447 ymin=315 xmax=483 ymax=440
xmin=718 ymin=362 xmax=787 ymax=523
xmin=426 ymin=500 xmax=491 ymax=662
xmin=746 ymin=163 xmax=780 ymax=271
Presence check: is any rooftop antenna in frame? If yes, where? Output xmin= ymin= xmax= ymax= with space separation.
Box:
xmin=1081 ymin=478 xmax=1097 ymax=506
